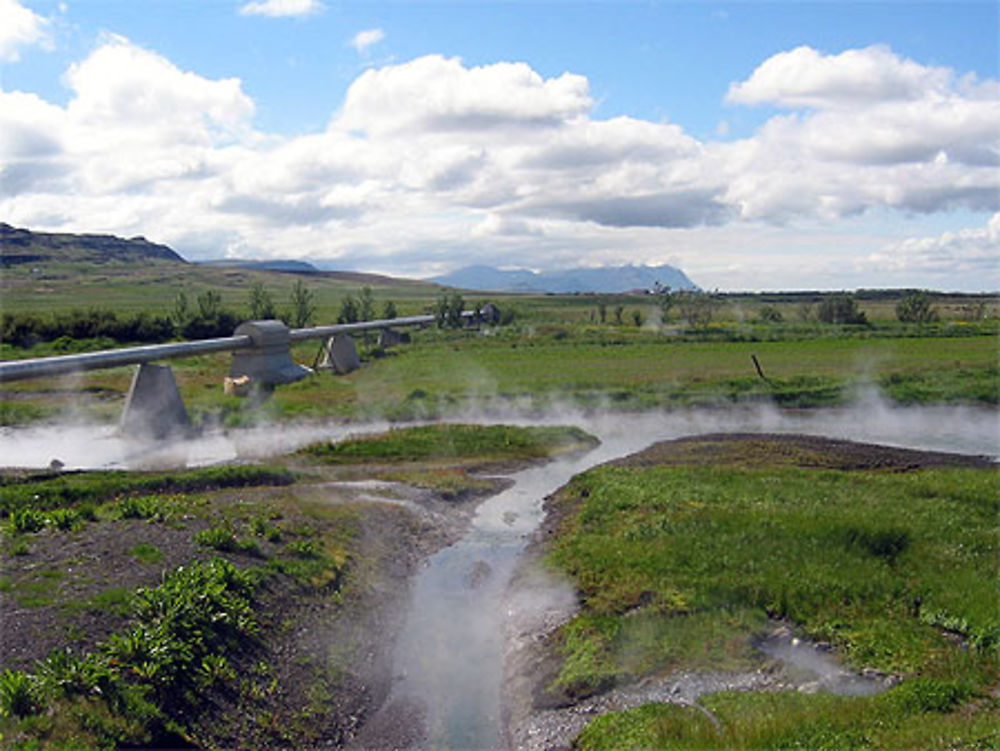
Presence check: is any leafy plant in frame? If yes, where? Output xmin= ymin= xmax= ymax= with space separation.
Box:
xmin=9 ymin=507 xmax=46 ymax=534
xmin=0 ymin=669 xmax=40 ymax=718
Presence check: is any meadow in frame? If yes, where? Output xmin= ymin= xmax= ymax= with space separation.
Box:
xmin=544 ymin=436 xmax=999 ymax=749
xmin=1 ymin=283 xmax=997 ymax=427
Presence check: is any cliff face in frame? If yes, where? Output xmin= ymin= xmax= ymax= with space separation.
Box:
xmin=0 ymin=223 xmax=187 ymax=266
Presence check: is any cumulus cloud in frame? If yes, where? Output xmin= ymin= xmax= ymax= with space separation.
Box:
xmin=718 ymin=45 xmax=1000 ymax=222
xmin=868 ymin=213 xmax=1000 ymax=274
xmin=0 ymin=39 xmax=997 ymax=288
xmin=336 ymin=55 xmax=592 ymax=135
xmin=239 ymin=0 xmax=324 ymax=18
xmin=726 ymin=44 xmax=953 ymax=108
xmin=350 ymin=28 xmax=385 ymax=54
xmin=0 ymin=0 xmax=50 ymax=62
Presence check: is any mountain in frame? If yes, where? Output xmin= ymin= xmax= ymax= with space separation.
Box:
xmin=0 ymin=223 xmax=186 ymax=267
xmin=431 ymin=263 xmax=698 ymax=294
xmin=200 ymin=259 xmax=320 ymax=273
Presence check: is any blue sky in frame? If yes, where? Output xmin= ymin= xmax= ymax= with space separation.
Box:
xmin=1 ymin=0 xmax=997 ymax=290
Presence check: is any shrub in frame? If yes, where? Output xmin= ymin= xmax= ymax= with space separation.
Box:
xmin=896 ymin=292 xmax=939 ymax=324
xmin=817 ymin=294 xmax=868 ymax=324
xmin=117 ymin=496 xmax=161 ymax=520
xmin=47 ymin=507 xmax=81 ymax=531
xmin=9 ymin=507 xmax=46 ymax=534
xmin=0 ymin=669 xmax=41 ymax=718
xmin=757 ymin=305 xmax=784 ymax=324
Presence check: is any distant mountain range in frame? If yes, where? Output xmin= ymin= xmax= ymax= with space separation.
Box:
xmin=430 ymin=264 xmax=698 ymax=294
xmin=199 ymin=258 xmax=321 ymax=273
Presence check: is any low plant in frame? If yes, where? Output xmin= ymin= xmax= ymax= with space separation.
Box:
xmin=0 ymin=669 xmax=41 ymax=718
xmin=8 ymin=507 xmax=46 ymax=534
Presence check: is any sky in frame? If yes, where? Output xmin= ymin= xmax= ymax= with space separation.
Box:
xmin=0 ymin=0 xmax=997 ymax=292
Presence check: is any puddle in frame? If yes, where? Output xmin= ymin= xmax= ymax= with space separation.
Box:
xmin=755 ymin=627 xmax=894 ymax=696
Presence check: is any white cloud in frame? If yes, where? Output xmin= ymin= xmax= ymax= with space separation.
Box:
xmin=1 ymin=40 xmax=997 ymax=289
xmin=336 ymin=55 xmax=592 ymax=135
xmin=718 ymin=46 xmax=1000 ymax=223
xmin=726 ymin=44 xmax=953 ymax=108
xmin=0 ymin=0 xmax=50 ymax=62
xmin=868 ymin=213 xmax=1000 ymax=275
xmin=350 ymin=28 xmax=385 ymax=54
xmin=239 ymin=0 xmax=324 ymax=18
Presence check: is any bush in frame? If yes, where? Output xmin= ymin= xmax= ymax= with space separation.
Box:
xmin=0 ymin=669 xmax=41 ymax=718
xmin=817 ymin=294 xmax=868 ymax=325
xmin=896 ymin=292 xmax=939 ymax=324
xmin=9 ymin=507 xmax=46 ymax=534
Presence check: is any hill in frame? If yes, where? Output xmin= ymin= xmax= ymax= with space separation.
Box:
xmin=430 ymin=263 xmax=698 ymax=294
xmin=200 ymin=259 xmax=321 ymax=274
xmin=0 ymin=223 xmax=186 ymax=267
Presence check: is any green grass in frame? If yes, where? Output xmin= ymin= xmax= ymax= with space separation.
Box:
xmin=0 ymin=465 xmax=295 ymax=516
xmin=575 ymin=687 xmax=1000 ymax=750
xmin=543 ymin=445 xmax=998 ymax=747
xmin=299 ymin=423 xmax=598 ymax=464
xmin=129 ymin=543 xmax=163 ymax=565
xmin=550 ymin=464 xmax=997 ymax=677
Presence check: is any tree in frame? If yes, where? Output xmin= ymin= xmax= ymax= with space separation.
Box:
xmin=895 ymin=292 xmax=939 ymax=324
xmin=288 ymin=280 xmax=315 ymax=328
xmin=337 ymin=295 xmax=359 ymax=324
xmin=653 ymin=282 xmax=675 ymax=322
xmin=613 ymin=305 xmax=624 ymax=325
xmin=358 ymin=286 xmax=375 ymax=322
xmin=817 ymin=294 xmax=867 ymax=325
xmin=248 ymin=281 xmax=276 ymax=320
xmin=197 ymin=290 xmax=222 ymax=320
xmin=435 ymin=292 xmax=465 ymax=328
xmin=675 ymin=290 xmax=717 ymax=330
xmin=382 ymin=300 xmax=398 ymax=320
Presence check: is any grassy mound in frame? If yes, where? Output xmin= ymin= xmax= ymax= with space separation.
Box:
xmin=542 ymin=435 xmax=998 ymax=748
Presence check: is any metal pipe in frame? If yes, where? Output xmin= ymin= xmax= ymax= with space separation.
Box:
xmin=288 ymin=313 xmax=440 ymax=342
xmin=0 ymin=310 xmax=477 ymax=383
xmin=0 ymin=335 xmax=252 ymax=383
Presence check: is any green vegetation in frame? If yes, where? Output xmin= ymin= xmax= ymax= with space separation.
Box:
xmin=544 ymin=439 xmax=998 ymax=747
xmin=0 ymin=558 xmax=260 ymax=746
xmin=300 ymin=423 xmax=598 ymax=464
xmin=0 ymin=465 xmax=294 ymax=516
xmin=575 ymin=686 xmax=1000 ymax=750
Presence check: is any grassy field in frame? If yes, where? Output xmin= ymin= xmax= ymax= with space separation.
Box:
xmin=3 ymin=253 xmax=998 ymax=425
xmin=541 ymin=436 xmax=999 ymax=749
xmin=1 ymin=323 xmax=997 ymax=427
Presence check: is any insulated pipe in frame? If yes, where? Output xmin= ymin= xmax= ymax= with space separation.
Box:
xmin=0 ymin=335 xmax=252 ymax=383
xmin=0 ymin=311 xmax=478 ymax=383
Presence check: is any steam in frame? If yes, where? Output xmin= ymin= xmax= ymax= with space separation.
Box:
xmin=1 ymin=387 xmax=996 ymax=470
